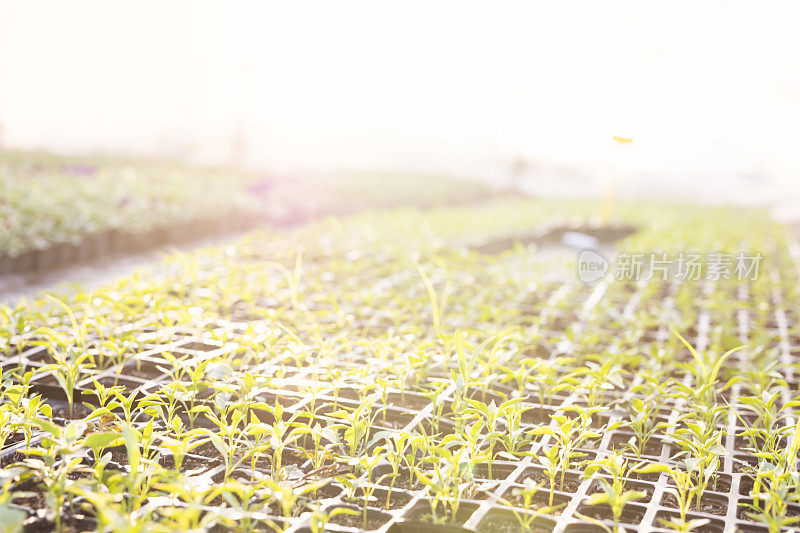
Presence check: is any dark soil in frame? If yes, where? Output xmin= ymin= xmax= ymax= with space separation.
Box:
xmin=588 ymin=480 xmax=651 ymax=503
xmin=386 ymin=393 xmax=431 ymax=411
xmin=465 ymin=388 xmax=506 ymax=404
xmin=739 ymin=476 xmax=754 ymax=495
xmin=4 ymin=432 xmax=26 ymax=446
xmin=520 ymin=407 xmax=554 ymax=425
xmin=182 ymin=453 xmax=220 ymax=471
xmin=23 ymin=513 xmax=97 ymax=533
xmin=1 ymin=449 xmax=28 ymax=467
xmin=654 ymin=511 xmax=724 ymax=532
xmin=96 ymin=376 xmax=142 ymax=390
xmin=609 ymin=434 xmax=665 ymax=457
xmin=624 ymin=469 xmax=662 ymax=483
xmin=709 ymin=476 xmax=732 ymax=494
xmin=661 ymin=493 xmax=728 ymax=516
xmin=120 ymin=364 xmax=164 ymax=380
xmin=190 ymin=441 xmax=226 ymax=460
xmin=51 ymin=404 xmax=92 ymax=420
xmin=664 ymin=476 xmax=731 ymax=495
xmin=474 ymin=463 xmax=518 ymax=481
xmin=375 ymin=471 xmax=421 ymax=491
xmin=328 ymin=508 xmax=390 ymax=530
xmin=477 ymin=512 xmax=554 ymax=533
xmin=523 ymin=468 xmax=583 ymax=493
xmin=10 ymin=479 xmax=46 ymax=510
xmin=250 ymin=449 xmax=309 ymax=472
xmin=301 ymin=483 xmax=344 ymax=502
xmin=374 ymin=414 xmax=414 ymax=430
xmin=576 ymin=503 xmax=645 ymax=524
xmin=404 ymin=502 xmax=478 ymax=526
xmin=502 ymin=486 xmax=569 ymax=511
xmin=344 ymin=488 xmax=412 ymax=511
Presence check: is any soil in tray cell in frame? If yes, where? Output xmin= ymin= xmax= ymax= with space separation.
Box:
xmin=385 ymin=392 xmax=432 ymax=411
xmin=343 ymin=487 xmax=413 ymax=511
xmin=520 ymin=466 xmax=584 ymax=493
xmin=653 ymin=511 xmax=726 ymax=532
xmin=119 ymin=362 xmax=166 ymax=380
xmin=575 ymin=503 xmax=647 ymax=525
xmin=50 ymin=403 xmax=92 ymax=421
xmin=370 ymin=466 xmax=421 ymax=492
xmin=327 ymin=506 xmax=392 ymax=530
xmin=299 ymin=482 xmax=344 ymax=503
xmin=477 ymin=509 xmax=557 ymax=533
xmin=248 ymin=448 xmax=309 ymax=471
xmin=96 ymin=375 xmax=146 ymax=390
xmin=737 ymin=500 xmax=800 ymax=521
xmin=661 ymin=492 xmax=729 ymax=516
xmin=372 ymin=410 xmax=416 ymax=430
xmin=587 ymin=479 xmax=653 ymax=504
xmin=403 ymin=501 xmax=479 ymax=526
xmin=608 ymin=433 xmax=667 ymax=458
xmin=500 ymin=484 xmax=571 ymax=512
xmin=22 ymin=513 xmax=98 ymax=533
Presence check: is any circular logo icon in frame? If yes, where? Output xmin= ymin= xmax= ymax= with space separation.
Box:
xmin=577 ymin=249 xmax=609 ymax=283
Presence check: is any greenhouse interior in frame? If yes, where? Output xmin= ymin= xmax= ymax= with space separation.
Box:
xmin=2 ymin=2 xmax=800 ymax=532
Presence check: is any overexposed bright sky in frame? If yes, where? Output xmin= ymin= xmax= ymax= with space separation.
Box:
xmin=1 ymin=1 xmax=800 ymax=180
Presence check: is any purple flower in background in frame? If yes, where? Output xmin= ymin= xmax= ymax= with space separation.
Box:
xmin=61 ymin=165 xmax=96 ymax=177
xmin=247 ymin=177 xmax=274 ymax=202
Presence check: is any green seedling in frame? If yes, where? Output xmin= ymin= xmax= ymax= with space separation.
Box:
xmin=498 ymin=477 xmax=561 ymax=531
xmin=580 ymin=452 xmax=646 ymax=532
xmin=635 ymin=463 xmax=710 ymax=532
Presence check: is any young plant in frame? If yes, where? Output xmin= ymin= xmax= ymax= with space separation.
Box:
xmin=38 ymin=349 xmax=94 ymax=419
xmin=460 ymin=397 xmax=528 ymax=476
xmin=580 ymin=452 xmax=646 ymax=532
xmin=531 ymin=406 xmax=604 ymax=493
xmin=415 ymin=443 xmax=474 ymax=524
xmin=327 ymin=393 xmax=380 ymax=458
xmin=494 ymin=397 xmax=533 ymax=460
xmin=421 ymin=382 xmax=449 ymax=433
xmin=635 ymin=463 xmax=710 ymax=532
xmin=732 ymin=389 xmax=798 ymax=462
xmin=379 ymin=432 xmax=411 ymax=509
xmin=527 ymin=357 xmax=573 ymax=409
xmin=0 ymin=467 xmax=26 ymax=533
xmin=669 ymin=418 xmax=727 ymax=508
xmin=308 ymin=505 xmax=359 ymax=533
xmin=450 ymin=331 xmax=498 ymax=412
xmin=622 ymin=391 xmax=671 ymax=458
xmin=672 ymin=329 xmax=741 ymax=427
xmin=743 ymin=463 xmax=800 ymax=533
xmin=498 ymin=478 xmax=561 ymax=531
xmin=536 ymin=445 xmax=561 ymax=506
xmin=247 ymin=400 xmax=308 ymax=477
xmin=351 ymin=451 xmax=383 ymax=529
xmin=23 ymin=420 xmax=89 ymax=531
xmin=404 ymin=430 xmax=435 ymax=488
xmin=567 ymin=359 xmax=625 ymax=408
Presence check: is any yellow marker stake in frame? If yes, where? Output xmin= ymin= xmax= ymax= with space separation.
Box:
xmin=600 ymin=178 xmax=616 ymax=227
xmin=601 ymin=136 xmax=633 ymax=225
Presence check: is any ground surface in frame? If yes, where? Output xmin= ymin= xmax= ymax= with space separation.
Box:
xmin=1 ymin=198 xmax=798 ymax=533
xmin=0 ymin=231 xmax=249 ymax=306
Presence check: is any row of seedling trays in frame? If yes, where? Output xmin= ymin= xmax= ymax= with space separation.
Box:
xmin=0 ymin=208 xmax=304 ymax=276
xmin=1 ymin=328 xmax=792 ymax=533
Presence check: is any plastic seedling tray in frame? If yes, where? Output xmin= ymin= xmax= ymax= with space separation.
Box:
xmin=1 ymin=209 xmax=797 ymax=532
